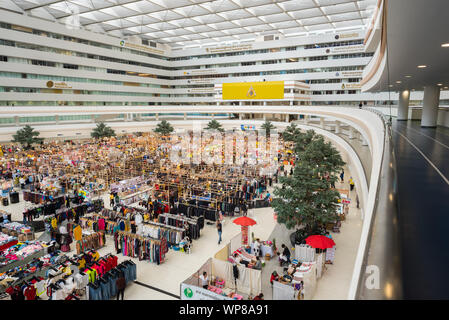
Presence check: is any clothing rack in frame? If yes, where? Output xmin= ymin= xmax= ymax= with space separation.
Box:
xmin=114 ymin=231 xmax=168 ymax=264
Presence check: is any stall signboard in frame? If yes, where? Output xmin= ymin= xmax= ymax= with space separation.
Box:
xmin=180 ymin=283 xmax=233 ymax=300
xmin=241 ymin=125 xmax=256 ymax=131
xmin=191 ymin=195 xmax=211 ymax=201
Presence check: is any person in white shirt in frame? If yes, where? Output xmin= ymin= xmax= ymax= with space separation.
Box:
xmin=199 ymin=271 xmax=209 ymax=289
xmin=253 ymin=238 xmax=261 ymax=257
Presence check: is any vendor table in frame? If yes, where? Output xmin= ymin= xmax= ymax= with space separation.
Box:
xmin=250 ymin=243 xmax=274 ymax=257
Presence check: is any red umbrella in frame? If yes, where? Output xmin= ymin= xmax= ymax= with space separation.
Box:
xmin=232 ymin=216 xmax=257 ymax=226
xmin=305 ymin=235 xmax=335 ymax=249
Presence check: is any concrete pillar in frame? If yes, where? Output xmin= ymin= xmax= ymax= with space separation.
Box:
xmin=14 ymin=116 xmax=19 ymax=126
xmin=397 ymin=89 xmax=410 ymax=121
xmin=421 ymin=85 xmax=440 ymax=127
xmin=349 ymin=127 xmax=356 ymax=139
xmin=184 ymin=113 xmax=187 ymax=120
xmin=155 ymin=113 xmax=159 ymax=121
xmin=285 ymin=114 xmax=289 ymax=123
xmin=335 ymin=120 xmax=341 ymax=134
xmin=55 ymin=115 xmax=59 ymax=125
xmin=239 ymin=113 xmax=243 ymax=120
xmin=360 ymin=133 xmax=368 ymax=146
xmin=320 ymin=117 xmax=325 ymax=129
xmin=212 ymin=113 xmax=215 ymax=119
xmin=304 ymin=115 xmax=309 ymax=125
xmin=91 ymin=115 xmax=95 ymax=123
xmin=263 ymin=114 xmax=266 ymax=121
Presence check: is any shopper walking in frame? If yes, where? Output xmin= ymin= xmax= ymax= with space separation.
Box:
xmin=253 ymin=238 xmax=261 ymax=257
xmin=242 ymin=202 xmax=248 ymax=216
xmin=234 ymin=205 xmax=240 ymax=216
xmin=109 ymin=193 xmax=114 ymax=207
xmin=349 ymin=177 xmax=355 ymax=191
xmin=340 ymin=170 xmax=344 ymax=182
xmin=356 ymin=194 xmax=360 ymax=209
xmin=217 ymin=220 xmax=222 ymax=245
xmin=116 ymin=272 xmax=126 ymax=300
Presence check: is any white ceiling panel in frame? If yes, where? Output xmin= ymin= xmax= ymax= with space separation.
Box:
xmin=12 ymin=0 xmax=377 ymax=46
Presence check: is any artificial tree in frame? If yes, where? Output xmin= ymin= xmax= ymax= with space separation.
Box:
xmin=205 ymin=119 xmax=225 ymax=132
xmin=154 ymin=120 xmax=174 ymax=136
xmin=91 ymin=122 xmax=116 ymax=139
xmin=261 ymin=120 xmax=276 ymax=137
xmin=271 ymin=129 xmax=345 ymax=243
xmin=12 ymin=125 xmax=43 ymax=149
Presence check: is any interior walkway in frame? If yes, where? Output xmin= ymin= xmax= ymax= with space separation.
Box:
xmin=392 ymin=120 xmax=449 ymax=299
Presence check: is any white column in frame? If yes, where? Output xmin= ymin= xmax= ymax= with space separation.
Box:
xmin=184 ymin=113 xmax=187 ymax=120
xmin=360 ymin=133 xmax=368 ymax=146
xmin=155 ymin=113 xmax=159 ymax=121
xmin=239 ymin=113 xmax=243 ymax=120
xmin=349 ymin=127 xmax=356 ymax=139
xmin=212 ymin=113 xmax=215 ymax=119
xmin=335 ymin=120 xmax=341 ymax=134
xmin=91 ymin=115 xmax=95 ymax=123
xmin=304 ymin=115 xmax=309 ymax=125
xmin=421 ymin=85 xmax=440 ymax=127
xmin=397 ymin=89 xmax=410 ymax=121
xmin=285 ymin=114 xmax=289 ymax=123
xmin=14 ymin=116 xmax=19 ymax=126
xmin=263 ymin=114 xmax=266 ymax=121
xmin=55 ymin=115 xmax=59 ymax=124
xmin=320 ymin=117 xmax=325 ymax=129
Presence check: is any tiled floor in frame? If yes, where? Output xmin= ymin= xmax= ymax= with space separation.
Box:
xmin=2 ymin=168 xmax=362 ymax=300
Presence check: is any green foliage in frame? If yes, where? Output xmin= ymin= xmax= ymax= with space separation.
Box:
xmin=283 ymin=123 xmax=301 ymax=142
xmin=205 ymin=119 xmax=224 ymax=132
xmin=261 ymin=120 xmax=276 ymax=136
xmin=154 ymin=120 xmax=174 ymax=136
xmin=11 ymin=125 xmax=43 ymax=149
xmin=271 ymin=129 xmax=345 ymax=233
xmin=91 ymin=122 xmax=116 ymax=139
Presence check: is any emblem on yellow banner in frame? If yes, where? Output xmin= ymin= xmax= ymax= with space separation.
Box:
xmin=247 ymin=86 xmax=256 ymax=97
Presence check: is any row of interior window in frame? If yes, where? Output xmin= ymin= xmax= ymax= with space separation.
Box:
xmin=1 ymin=101 xmax=223 ymax=106
xmin=178 ymin=66 xmax=364 ymax=80
xmin=0 ymin=71 xmax=211 ymax=89
xmin=0 ymin=87 xmax=215 ymax=98
xmin=0 ymin=48 xmax=368 ymax=79
xmin=0 ymin=22 xmax=167 ymax=60
xmin=0 ymin=23 xmax=365 ymax=64
xmin=312 ymin=90 xmax=358 ymax=95
xmin=0 ymin=56 xmax=365 ymax=81
xmin=0 ymin=113 xmax=233 ymax=124
xmin=170 ymin=40 xmax=365 ymax=60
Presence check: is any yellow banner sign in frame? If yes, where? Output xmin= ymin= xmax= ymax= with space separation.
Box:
xmin=222 ymin=81 xmax=284 ymax=100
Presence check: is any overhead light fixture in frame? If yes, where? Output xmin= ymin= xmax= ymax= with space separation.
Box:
xmin=437 ymin=83 xmax=443 ymax=86
xmin=405 ymin=75 xmax=412 ymax=78
xmin=442 ymin=43 xmax=449 ymax=47
xmin=417 ymin=65 xmax=427 ymax=68
xmin=389 ymin=85 xmax=393 ymax=87
xmin=396 ymin=81 xmax=402 ymax=84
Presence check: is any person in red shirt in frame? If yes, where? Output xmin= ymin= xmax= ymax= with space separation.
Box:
xmin=253 ymin=293 xmax=264 ymax=300
xmin=23 ymin=285 xmax=37 ymax=300
xmin=270 ymin=271 xmax=279 ymax=285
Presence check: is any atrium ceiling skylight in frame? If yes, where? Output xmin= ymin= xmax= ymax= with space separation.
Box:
xmin=3 ymin=0 xmax=377 ymax=47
